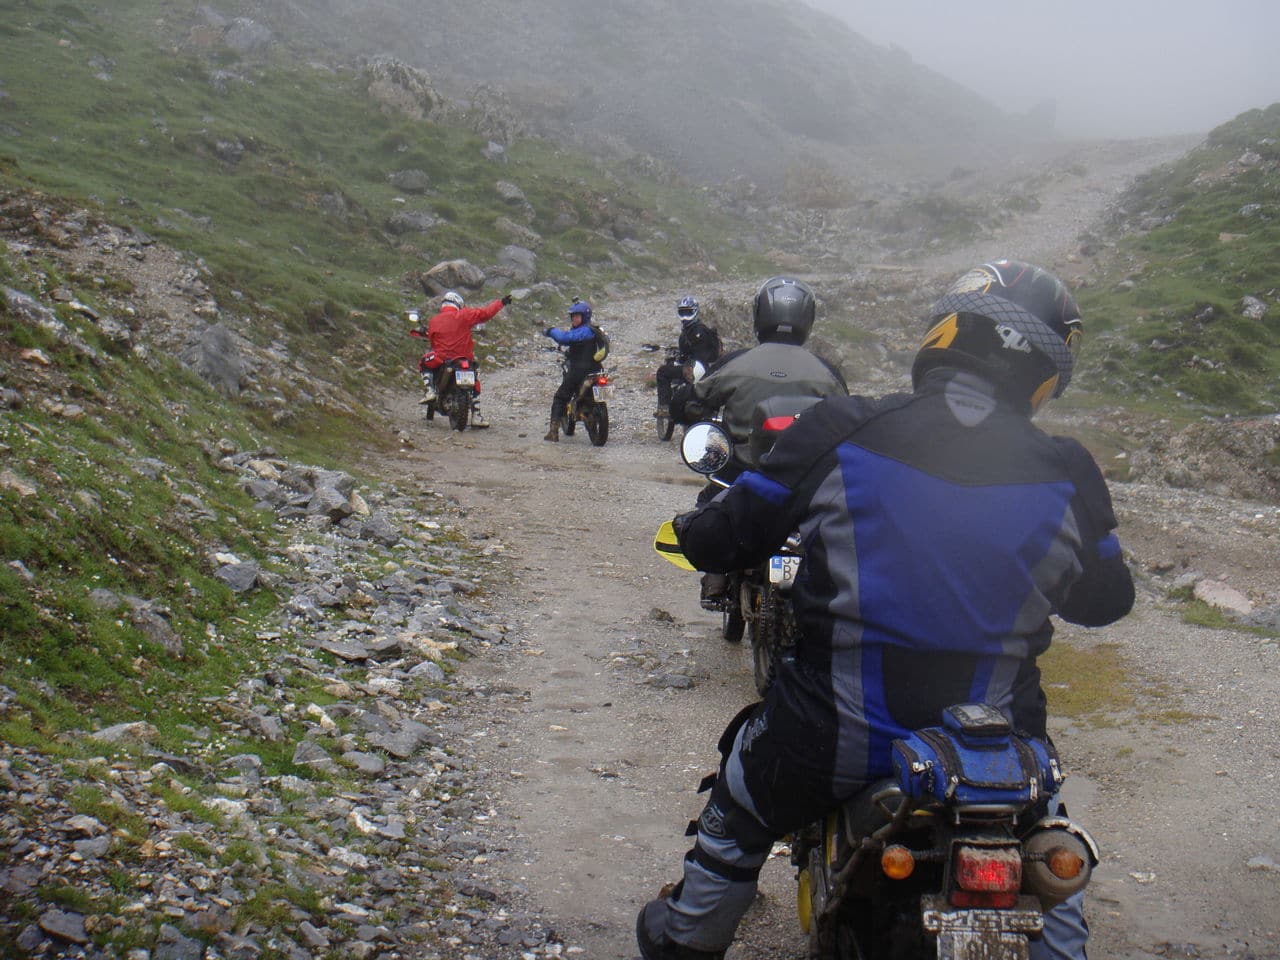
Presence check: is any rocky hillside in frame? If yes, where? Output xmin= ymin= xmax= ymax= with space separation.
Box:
xmin=164 ymin=0 xmax=1033 ymax=187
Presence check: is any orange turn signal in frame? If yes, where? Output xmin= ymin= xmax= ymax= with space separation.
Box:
xmin=881 ymin=844 xmax=915 ymax=880
xmin=1047 ymin=847 xmax=1085 ymax=880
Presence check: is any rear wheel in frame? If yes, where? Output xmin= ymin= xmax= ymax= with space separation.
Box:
xmin=447 ymin=388 xmax=470 ymax=431
xmin=586 ymin=403 xmax=609 ymax=446
xmin=752 ymin=633 xmax=775 ymax=696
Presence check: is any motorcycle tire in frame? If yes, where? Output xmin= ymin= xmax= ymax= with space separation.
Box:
xmin=586 ymin=404 xmax=609 ymax=447
xmin=447 ymin=391 xmax=470 ymax=431
xmin=562 ymin=410 xmax=576 ymax=437
xmin=655 ymin=410 xmax=675 ymax=441
xmin=722 ymin=602 xmax=746 ymax=644
xmin=752 ymin=635 xmax=775 ymax=697
xmin=425 ymin=400 xmax=435 ymax=422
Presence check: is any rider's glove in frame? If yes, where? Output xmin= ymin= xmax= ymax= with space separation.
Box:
xmin=543 ymin=327 xmax=555 ymax=338
xmin=672 ymin=509 xmax=700 ymax=543
xmin=501 ymin=293 xmax=513 ymax=306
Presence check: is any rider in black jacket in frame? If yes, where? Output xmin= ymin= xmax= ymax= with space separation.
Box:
xmin=637 ymin=261 xmax=1135 ymax=960
xmin=656 ymin=295 xmax=722 ymax=414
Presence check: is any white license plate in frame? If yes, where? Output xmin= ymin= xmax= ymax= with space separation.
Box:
xmin=592 ymin=384 xmax=613 ymax=402
xmin=769 ymin=554 xmax=800 ymax=587
xmin=454 ymin=370 xmax=476 ymax=387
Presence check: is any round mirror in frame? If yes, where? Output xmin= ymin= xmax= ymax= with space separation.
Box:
xmin=681 ymin=421 xmax=733 ymax=475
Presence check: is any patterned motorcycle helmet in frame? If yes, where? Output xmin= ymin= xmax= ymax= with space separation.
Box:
xmin=911 ymin=260 xmax=1083 ymax=414
xmin=677 ymin=295 xmax=699 ymax=323
xmin=442 ymin=291 xmax=465 ymax=309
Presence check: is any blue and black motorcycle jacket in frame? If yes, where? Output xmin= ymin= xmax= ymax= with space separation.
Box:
xmin=673 ymin=368 xmax=1135 ymax=782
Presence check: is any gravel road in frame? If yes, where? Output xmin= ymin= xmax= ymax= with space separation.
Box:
xmin=377 ymin=136 xmax=1280 ymax=960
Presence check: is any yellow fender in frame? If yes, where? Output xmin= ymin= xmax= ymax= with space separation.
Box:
xmin=654 ymin=520 xmax=697 ymax=571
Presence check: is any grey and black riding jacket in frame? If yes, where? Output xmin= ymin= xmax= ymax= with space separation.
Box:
xmin=674 ymin=341 xmax=847 ymax=464
xmin=674 ymin=368 xmax=1134 ymax=778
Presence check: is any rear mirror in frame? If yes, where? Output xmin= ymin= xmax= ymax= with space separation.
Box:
xmin=681 ymin=422 xmax=732 ymax=476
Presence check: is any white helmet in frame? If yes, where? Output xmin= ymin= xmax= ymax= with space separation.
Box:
xmin=442 ymin=291 xmax=465 ymax=309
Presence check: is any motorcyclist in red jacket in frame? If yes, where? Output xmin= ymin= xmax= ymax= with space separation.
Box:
xmin=416 ymin=290 xmax=511 ymax=428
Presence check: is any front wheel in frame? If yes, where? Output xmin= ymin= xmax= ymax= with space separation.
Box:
xmin=655 ymin=406 xmax=675 ymax=441
xmin=585 ymin=403 xmax=609 ymax=446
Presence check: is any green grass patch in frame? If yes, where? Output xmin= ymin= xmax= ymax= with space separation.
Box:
xmin=1039 ymin=640 xmax=1135 ymax=721
xmin=1076 ymin=103 xmax=1280 ymax=415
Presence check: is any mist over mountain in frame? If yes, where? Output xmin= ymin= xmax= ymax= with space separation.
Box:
xmin=195 ymin=0 xmax=1044 ymax=187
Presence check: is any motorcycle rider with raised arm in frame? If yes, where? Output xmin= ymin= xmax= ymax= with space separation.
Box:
xmin=542 ymin=299 xmax=602 ymax=442
xmin=420 ymin=289 xmax=511 ymax=429
xmin=656 ymin=295 xmax=723 ymax=415
xmin=669 ymin=276 xmax=847 ymax=604
xmin=637 ymin=260 xmax=1135 ymax=960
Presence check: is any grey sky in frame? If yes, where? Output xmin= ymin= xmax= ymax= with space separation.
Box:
xmin=803 ymin=0 xmax=1280 ymax=138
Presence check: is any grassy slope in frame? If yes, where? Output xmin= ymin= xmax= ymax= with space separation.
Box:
xmin=0 ymin=3 xmax=774 ymax=747
xmin=1074 ymin=104 xmax=1280 ymax=417
xmin=0 ymin=1 xmax=770 ymax=380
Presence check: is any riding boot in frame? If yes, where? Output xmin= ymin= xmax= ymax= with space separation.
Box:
xmin=700 ymin=573 xmax=728 ymax=610
xmin=419 ymin=373 xmax=437 ymax=404
xmin=543 ymin=418 xmax=560 ymax=442
xmin=470 ymin=403 xmax=490 ymax=429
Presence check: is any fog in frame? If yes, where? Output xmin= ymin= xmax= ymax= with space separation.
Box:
xmin=803 ymin=0 xmax=1280 ymax=138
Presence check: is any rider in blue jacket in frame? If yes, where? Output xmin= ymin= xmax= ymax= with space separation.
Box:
xmin=543 ymin=300 xmax=602 ymax=442
xmin=637 ymin=261 xmax=1135 ymax=960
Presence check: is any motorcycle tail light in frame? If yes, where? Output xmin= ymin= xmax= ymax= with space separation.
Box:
xmin=596 ymin=374 xmax=610 ymax=385
xmin=954 ymin=845 xmax=1020 ymax=889
xmin=949 ymin=889 xmax=1019 ymax=909
xmin=880 ymin=844 xmax=915 ymax=880
xmin=761 ymin=415 xmax=799 ymax=433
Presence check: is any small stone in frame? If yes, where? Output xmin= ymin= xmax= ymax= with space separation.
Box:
xmin=38 ymin=909 xmax=89 ymax=944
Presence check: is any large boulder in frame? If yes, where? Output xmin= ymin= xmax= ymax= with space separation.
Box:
xmin=180 ymin=323 xmax=245 ymax=396
xmin=421 ymin=260 xmax=485 ymax=293
xmin=364 ymin=57 xmax=440 ymax=120
xmin=496 ymin=245 xmax=537 ymax=282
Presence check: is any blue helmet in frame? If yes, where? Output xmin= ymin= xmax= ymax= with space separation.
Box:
xmin=568 ymin=300 xmax=592 ymax=323
xmin=677 ymin=295 xmax=699 ymax=324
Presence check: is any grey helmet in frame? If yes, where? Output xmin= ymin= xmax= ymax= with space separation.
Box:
xmin=753 ymin=276 xmax=816 ymax=345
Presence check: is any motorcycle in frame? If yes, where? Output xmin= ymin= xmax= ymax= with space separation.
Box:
xmin=424 ymin=357 xmax=480 ymax=432
xmin=652 ymin=348 xmax=708 ymax=442
xmin=660 ymin=396 xmax=816 ymax=695
xmin=792 ymin=702 xmax=1098 ymax=960
xmin=560 ymin=364 xmax=613 ymax=447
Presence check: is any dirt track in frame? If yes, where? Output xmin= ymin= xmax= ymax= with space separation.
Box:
xmin=377 ymin=137 xmax=1280 ymax=960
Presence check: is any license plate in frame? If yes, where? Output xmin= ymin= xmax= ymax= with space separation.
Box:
xmin=769 ymin=554 xmax=800 ymax=587
xmin=592 ymin=385 xmax=613 ymax=402
xmin=920 ymin=896 xmax=1042 ymax=960
xmin=454 ymin=370 xmax=476 ymax=386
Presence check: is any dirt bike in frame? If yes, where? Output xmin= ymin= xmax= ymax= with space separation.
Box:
xmin=653 ymin=349 xmax=708 ymax=443
xmin=658 ymin=397 xmax=816 ymax=694
xmin=424 ymin=357 xmax=480 ymax=432
xmin=560 ymin=365 xmax=613 ymax=447
xmin=792 ymin=702 xmax=1098 ymax=960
